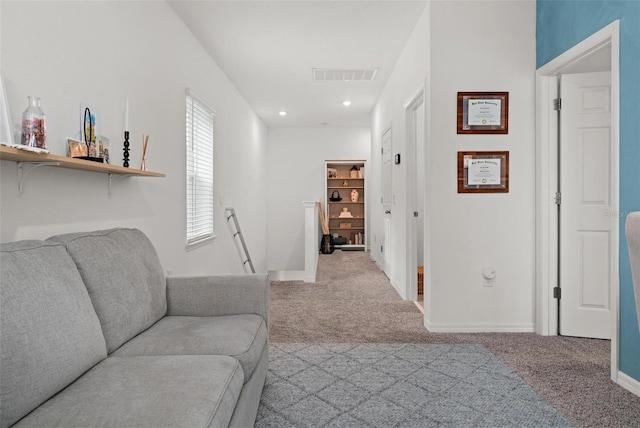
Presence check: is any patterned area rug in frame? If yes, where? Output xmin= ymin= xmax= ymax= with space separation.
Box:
xmin=256 ymin=343 xmax=572 ymax=428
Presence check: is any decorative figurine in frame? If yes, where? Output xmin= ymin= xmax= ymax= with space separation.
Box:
xmin=339 ymin=207 xmax=353 ymax=218
xmin=123 ymin=131 xmax=130 ymax=168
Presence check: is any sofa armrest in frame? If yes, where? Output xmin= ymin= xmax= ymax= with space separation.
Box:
xmin=166 ymin=273 xmax=270 ymax=328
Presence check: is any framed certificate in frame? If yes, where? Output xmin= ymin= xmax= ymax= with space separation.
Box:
xmin=458 ymin=151 xmax=509 ymax=193
xmin=457 ymin=92 xmax=509 ymax=134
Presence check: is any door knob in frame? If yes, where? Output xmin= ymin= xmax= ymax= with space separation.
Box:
xmin=385 ymin=210 xmax=391 ymax=214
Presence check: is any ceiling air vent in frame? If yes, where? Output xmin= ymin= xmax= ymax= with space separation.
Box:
xmin=312 ymin=68 xmax=379 ymax=81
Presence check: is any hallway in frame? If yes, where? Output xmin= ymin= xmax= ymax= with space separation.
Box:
xmin=269 ymin=250 xmax=640 ymax=427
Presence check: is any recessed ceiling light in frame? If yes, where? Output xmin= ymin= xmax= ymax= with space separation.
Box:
xmin=279 ymin=111 xmax=287 ymax=116
xmin=342 ymin=100 xmax=352 ymax=106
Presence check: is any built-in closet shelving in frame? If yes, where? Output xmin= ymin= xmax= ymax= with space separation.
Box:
xmin=325 ymin=160 xmax=366 ymax=250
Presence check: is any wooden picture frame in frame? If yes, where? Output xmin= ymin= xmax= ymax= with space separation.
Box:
xmin=457 ymin=92 xmax=509 ymax=134
xmin=458 ymin=151 xmax=509 ymax=193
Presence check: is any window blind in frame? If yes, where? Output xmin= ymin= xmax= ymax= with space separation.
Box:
xmin=186 ymin=91 xmax=215 ymax=246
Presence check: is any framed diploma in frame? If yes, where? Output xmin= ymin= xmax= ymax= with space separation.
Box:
xmin=458 ymin=151 xmax=509 ymax=193
xmin=457 ymin=92 xmax=509 ymax=134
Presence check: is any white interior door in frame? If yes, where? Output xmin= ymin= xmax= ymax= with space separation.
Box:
xmin=559 ymin=71 xmax=613 ymax=339
xmin=381 ymin=127 xmax=392 ymax=277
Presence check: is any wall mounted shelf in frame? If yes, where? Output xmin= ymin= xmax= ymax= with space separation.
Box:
xmin=0 ymin=146 xmax=165 ymax=195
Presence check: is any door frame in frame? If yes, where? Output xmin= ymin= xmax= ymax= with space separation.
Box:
xmin=403 ymin=81 xmax=427 ymax=303
xmin=535 ymin=20 xmax=620 ymax=379
xmin=381 ymin=124 xmax=393 ymax=277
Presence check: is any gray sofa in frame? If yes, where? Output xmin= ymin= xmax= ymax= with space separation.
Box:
xmin=0 ymin=228 xmax=269 ymax=428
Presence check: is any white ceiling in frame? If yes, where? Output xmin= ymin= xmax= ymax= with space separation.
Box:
xmin=168 ymin=1 xmax=427 ymax=128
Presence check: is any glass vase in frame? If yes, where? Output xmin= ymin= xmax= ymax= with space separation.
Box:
xmin=21 ymin=96 xmax=47 ymax=149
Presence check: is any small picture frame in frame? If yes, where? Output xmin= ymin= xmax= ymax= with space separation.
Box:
xmin=97 ymin=135 xmax=110 ymax=164
xmin=0 ymin=76 xmax=13 ymax=144
xmin=458 ymin=151 xmax=509 ymax=193
xmin=67 ymin=138 xmax=87 ymax=157
xmin=457 ymin=92 xmax=509 ymax=134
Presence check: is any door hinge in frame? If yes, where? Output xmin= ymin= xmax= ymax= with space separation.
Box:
xmin=381 ymin=148 xmax=384 ymax=154
xmin=380 ymin=245 xmax=383 ymax=253
xmin=553 ymin=98 xmax=561 ymax=111
xmin=553 ymin=287 xmax=561 ymax=299
xmin=554 ymin=192 xmax=562 ymax=205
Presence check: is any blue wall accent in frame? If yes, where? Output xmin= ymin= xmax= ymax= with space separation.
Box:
xmin=537 ymin=0 xmax=640 ymax=381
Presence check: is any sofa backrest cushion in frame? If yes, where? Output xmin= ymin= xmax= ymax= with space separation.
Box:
xmin=47 ymin=228 xmax=167 ymax=354
xmin=0 ymin=240 xmax=107 ymax=428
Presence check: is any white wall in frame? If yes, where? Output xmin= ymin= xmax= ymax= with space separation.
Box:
xmin=427 ymin=1 xmax=536 ymax=331
xmin=371 ymin=1 xmax=536 ymax=331
xmin=0 ymin=1 xmax=268 ymax=276
xmin=266 ymin=127 xmax=370 ymax=273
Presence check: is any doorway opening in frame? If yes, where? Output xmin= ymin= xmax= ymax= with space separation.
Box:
xmin=381 ymin=126 xmax=393 ymax=280
xmin=404 ymin=82 xmax=427 ymax=314
xmin=535 ymin=21 xmax=620 ymax=378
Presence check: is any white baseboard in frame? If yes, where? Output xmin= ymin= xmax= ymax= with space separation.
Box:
xmin=370 ymin=252 xmax=381 ymax=268
xmin=617 ymin=371 xmax=640 ymax=397
xmin=424 ymin=320 xmax=535 ymax=333
xmin=390 ymin=279 xmax=403 ymax=298
xmin=268 ymin=270 xmax=305 ymax=281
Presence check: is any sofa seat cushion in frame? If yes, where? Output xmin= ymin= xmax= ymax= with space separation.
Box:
xmin=112 ymin=314 xmax=267 ymax=383
xmin=13 ymin=355 xmax=244 ymax=428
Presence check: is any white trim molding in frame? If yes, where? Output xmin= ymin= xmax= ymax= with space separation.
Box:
xmin=617 ymin=371 xmax=640 ymax=398
xmin=535 ymin=20 xmax=620 ymax=380
xmin=403 ymin=81 xmax=426 ymax=304
xmin=268 ymin=270 xmax=306 ymax=282
xmin=424 ymin=320 xmax=535 ymax=334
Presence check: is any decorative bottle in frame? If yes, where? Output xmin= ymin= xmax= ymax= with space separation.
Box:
xmin=21 ymin=96 xmax=47 ymax=149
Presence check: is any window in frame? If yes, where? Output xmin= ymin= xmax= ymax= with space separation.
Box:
xmin=185 ymin=90 xmax=215 ymax=248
